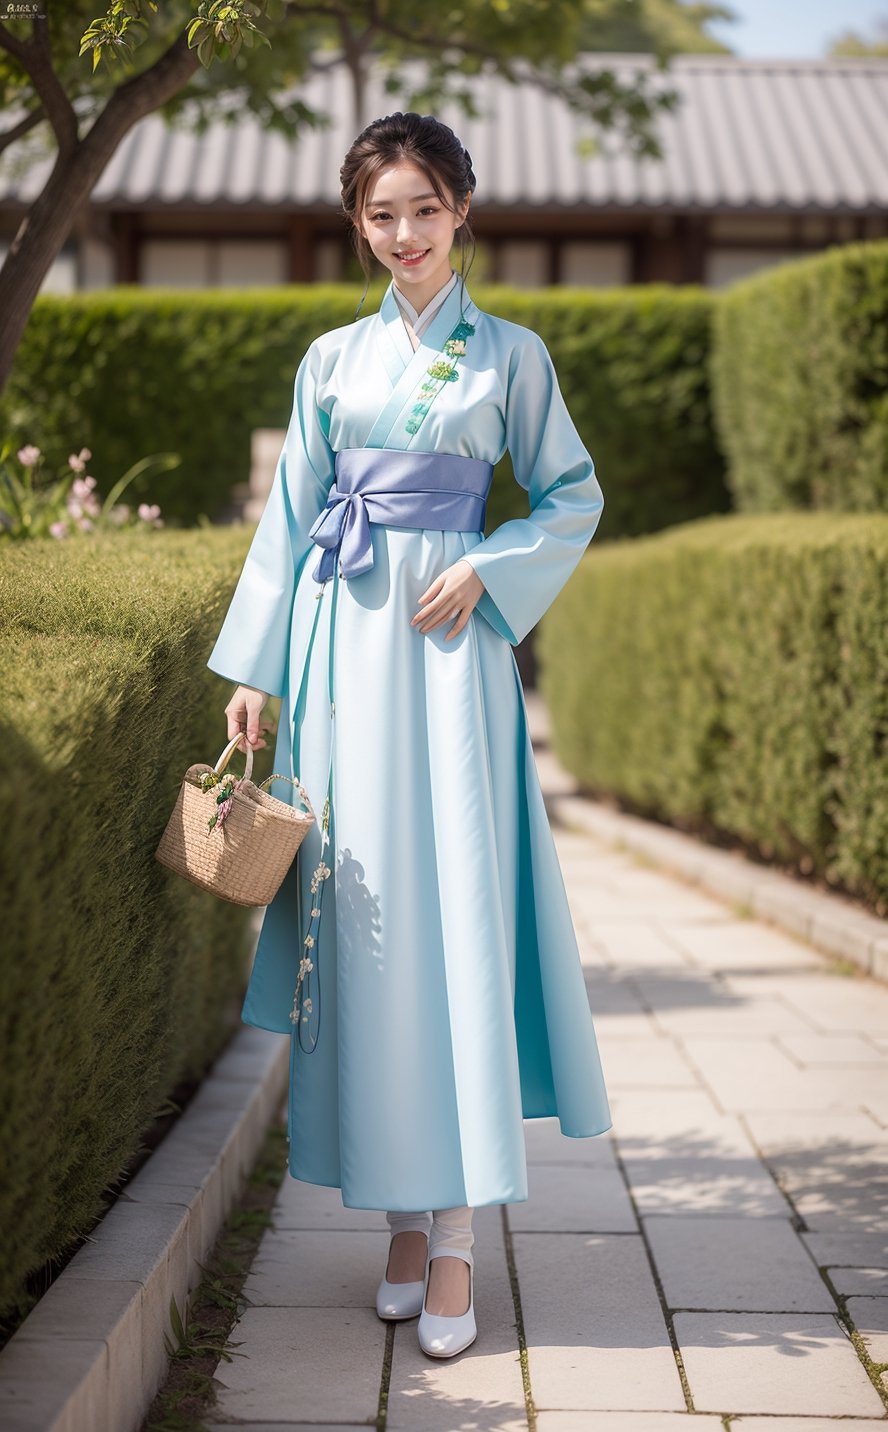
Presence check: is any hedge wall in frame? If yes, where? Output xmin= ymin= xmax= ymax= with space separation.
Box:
xmin=710 ymin=238 xmax=888 ymax=512
xmin=0 ymin=525 xmax=268 ymax=1320
xmin=1 ymin=282 xmax=726 ymax=538
xmin=538 ymin=512 xmax=888 ymax=916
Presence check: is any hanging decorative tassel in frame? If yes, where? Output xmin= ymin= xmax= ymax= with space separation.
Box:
xmin=289 ymin=567 xmax=339 ymax=1055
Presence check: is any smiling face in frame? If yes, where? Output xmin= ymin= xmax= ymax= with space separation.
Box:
xmin=358 ymin=160 xmax=471 ymax=310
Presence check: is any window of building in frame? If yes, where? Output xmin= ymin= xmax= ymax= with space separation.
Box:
xmin=498 ymin=241 xmax=549 ymax=287
xmin=140 ymin=238 xmax=287 ymax=287
xmin=561 ymin=241 xmax=631 ymax=286
xmin=705 ymin=248 xmax=804 ymax=288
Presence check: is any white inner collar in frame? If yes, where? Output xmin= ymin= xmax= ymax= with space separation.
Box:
xmin=392 ymin=269 xmax=458 ymax=337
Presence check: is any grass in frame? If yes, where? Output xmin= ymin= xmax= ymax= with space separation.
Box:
xmin=140 ymin=1118 xmax=288 ymax=1432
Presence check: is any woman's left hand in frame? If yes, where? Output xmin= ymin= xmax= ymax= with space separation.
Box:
xmin=411 ymin=558 xmax=486 ymax=641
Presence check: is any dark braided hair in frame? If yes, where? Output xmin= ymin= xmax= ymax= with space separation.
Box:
xmin=340 ymin=112 xmax=478 ymax=321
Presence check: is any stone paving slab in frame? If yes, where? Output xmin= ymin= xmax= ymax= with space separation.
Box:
xmin=777 ymin=1031 xmax=888 ymax=1065
xmin=512 ymin=1232 xmax=685 ymax=1412
xmin=273 ymin=1176 xmax=390 ymax=1231
xmin=523 ymin=1114 xmax=616 ymax=1167
xmin=205 ymin=1425 xmax=375 ymax=1431
xmin=243 ymin=1229 xmax=390 ymax=1306
xmin=646 ymin=993 xmax=816 ymax=1038
xmin=605 ymin=1089 xmax=789 ymax=1218
xmin=847 ymin=1295 xmax=888 ymax=1363
xmin=681 ymin=1036 xmax=881 ymax=1111
xmin=731 ymin=1421 xmax=888 ymax=1431
xmin=507 ymin=1161 xmax=636 ymax=1234
xmin=594 ymin=1034 xmax=699 ymax=1088
xmin=739 ymin=1110 xmax=888 ymax=1231
xmin=728 ymin=972 xmax=888 ymax=1035
xmin=642 ymin=1215 xmax=835 ymax=1312
xmin=832 ymin=1267 xmax=888 ymax=1296
xmin=672 ymin=1311 xmax=885 ymax=1416
xmin=661 ymin=918 xmax=824 ymax=974
xmin=801 ymin=1227 xmax=888 ymax=1269
xmin=535 ymin=1418 xmax=724 ymax=1431
xmin=575 ymin=917 xmax=694 ymax=970
xmin=861 ymin=1087 xmax=888 ymax=1128
xmin=211 ymin=1305 xmax=385 ymax=1424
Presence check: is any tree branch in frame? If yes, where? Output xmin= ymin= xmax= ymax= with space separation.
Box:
xmin=0 ymin=104 xmax=46 ymax=157
xmin=0 ymin=16 xmax=78 ymax=152
xmin=86 ymin=29 xmax=200 ymax=150
xmin=0 ymin=19 xmax=29 ymax=62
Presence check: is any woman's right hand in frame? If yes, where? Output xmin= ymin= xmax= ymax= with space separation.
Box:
xmin=225 ymin=685 xmax=276 ymax=754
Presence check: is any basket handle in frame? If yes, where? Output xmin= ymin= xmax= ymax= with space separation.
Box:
xmin=258 ymin=772 xmax=317 ymax=822
xmin=212 ymin=731 xmax=317 ymax=824
xmin=214 ymin=730 xmax=255 ymax=780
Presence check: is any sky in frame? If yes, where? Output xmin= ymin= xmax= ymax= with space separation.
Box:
xmin=706 ymin=0 xmax=888 ymax=57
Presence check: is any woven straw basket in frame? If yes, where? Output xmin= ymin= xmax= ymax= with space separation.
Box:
xmin=155 ymin=730 xmax=316 ymax=907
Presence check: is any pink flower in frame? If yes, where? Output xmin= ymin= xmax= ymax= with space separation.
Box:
xmin=137 ymin=502 xmax=162 ymax=522
xmin=17 ymin=445 xmax=40 ymax=467
xmin=77 ymin=516 xmax=94 ymax=531
xmin=70 ymin=475 xmax=97 ymax=500
xmin=49 ymin=520 xmax=69 ymax=539
xmin=68 ymin=447 xmax=92 ymax=471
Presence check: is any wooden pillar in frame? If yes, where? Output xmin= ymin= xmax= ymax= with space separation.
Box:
xmin=547 ymin=236 xmax=560 ymax=285
xmin=287 ymin=218 xmax=314 ymax=281
xmin=112 ymin=212 xmax=139 ymax=283
xmin=676 ymin=214 xmax=706 ymax=283
xmin=489 ymin=235 xmax=503 ymax=283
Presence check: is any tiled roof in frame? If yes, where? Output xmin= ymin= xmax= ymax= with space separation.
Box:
xmin=3 ymin=52 xmax=887 ymax=212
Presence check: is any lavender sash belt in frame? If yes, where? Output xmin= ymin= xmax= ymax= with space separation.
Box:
xmin=307 ymin=447 xmax=494 ymax=583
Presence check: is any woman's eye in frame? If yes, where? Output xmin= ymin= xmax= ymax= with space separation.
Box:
xmin=372 ymin=207 xmax=438 ymax=220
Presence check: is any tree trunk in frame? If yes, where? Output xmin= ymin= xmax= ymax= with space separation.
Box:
xmin=0 ymin=34 xmax=199 ymax=396
xmin=0 ymin=146 xmax=114 ymax=393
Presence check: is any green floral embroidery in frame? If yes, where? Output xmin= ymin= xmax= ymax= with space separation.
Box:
xmin=405 ymin=317 xmax=476 ymax=436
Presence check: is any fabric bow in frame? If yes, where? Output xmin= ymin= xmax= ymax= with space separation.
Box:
xmin=308 ymin=489 xmax=376 ymax=583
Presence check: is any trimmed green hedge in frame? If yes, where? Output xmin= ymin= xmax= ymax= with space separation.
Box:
xmin=710 ymin=238 xmax=888 ymax=512
xmin=1 ymin=282 xmax=725 ymax=537
xmin=539 ymin=512 xmax=888 ymax=915
xmin=0 ymin=526 xmax=267 ymax=1319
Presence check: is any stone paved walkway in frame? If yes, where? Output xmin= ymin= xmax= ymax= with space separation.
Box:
xmin=205 ymin=695 xmax=888 ymax=1431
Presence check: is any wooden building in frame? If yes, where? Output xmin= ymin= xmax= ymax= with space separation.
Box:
xmin=2 ymin=52 xmax=887 ymax=293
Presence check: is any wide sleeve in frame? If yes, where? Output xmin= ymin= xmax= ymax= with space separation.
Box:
xmin=205 ymin=340 xmax=334 ymax=697
xmin=460 ymin=329 xmax=604 ymax=646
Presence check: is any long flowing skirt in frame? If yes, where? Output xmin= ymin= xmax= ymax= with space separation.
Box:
xmin=242 ymin=523 xmax=612 ymax=1210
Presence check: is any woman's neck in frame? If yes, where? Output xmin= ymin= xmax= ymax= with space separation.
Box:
xmin=393 ymin=264 xmax=456 ymax=318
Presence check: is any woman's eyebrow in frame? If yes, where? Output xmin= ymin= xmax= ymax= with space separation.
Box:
xmin=364 ymin=192 xmax=438 ymax=209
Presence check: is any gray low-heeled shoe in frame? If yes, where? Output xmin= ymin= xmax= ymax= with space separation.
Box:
xmin=417 ymin=1251 xmax=476 ymax=1357
xmin=376 ymin=1237 xmax=429 ymax=1319
xmin=376 ymin=1271 xmax=426 ymax=1319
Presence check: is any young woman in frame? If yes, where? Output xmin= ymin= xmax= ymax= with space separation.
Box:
xmin=207 ymin=111 xmax=612 ymax=1359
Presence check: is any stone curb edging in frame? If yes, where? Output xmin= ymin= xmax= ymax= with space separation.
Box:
xmin=548 ymin=789 xmax=888 ymax=985
xmin=0 ymin=1014 xmax=290 ymax=1432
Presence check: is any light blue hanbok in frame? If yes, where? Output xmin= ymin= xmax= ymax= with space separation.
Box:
xmin=206 ymin=271 xmax=612 ymax=1210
